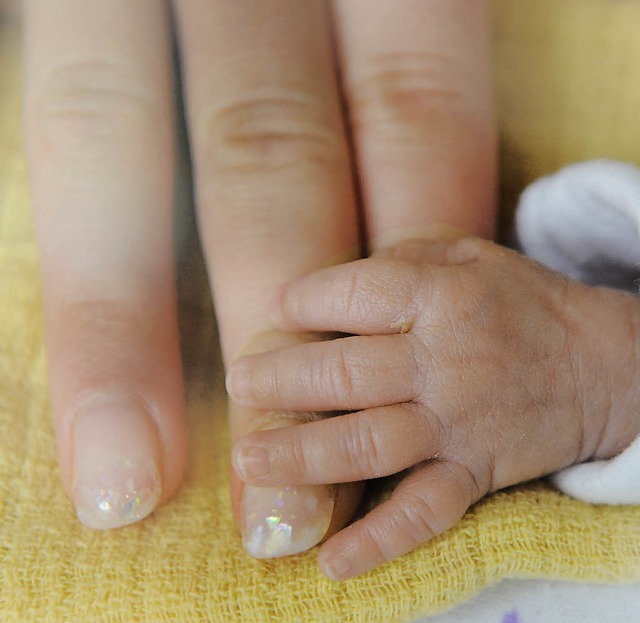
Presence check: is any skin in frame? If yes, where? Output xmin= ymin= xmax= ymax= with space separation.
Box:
xmin=19 ymin=0 xmax=495 ymax=561
xmin=226 ymin=232 xmax=640 ymax=580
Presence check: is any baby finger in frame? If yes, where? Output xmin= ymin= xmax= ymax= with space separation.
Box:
xmin=318 ymin=458 xmax=481 ymax=580
xmin=226 ymin=334 xmax=425 ymax=411
xmin=232 ymin=402 xmax=443 ymax=485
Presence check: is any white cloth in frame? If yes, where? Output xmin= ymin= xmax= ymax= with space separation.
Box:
xmin=515 ymin=159 xmax=640 ymax=505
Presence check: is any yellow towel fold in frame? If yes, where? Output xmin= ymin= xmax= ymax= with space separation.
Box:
xmin=1 ymin=2 xmax=640 ymax=621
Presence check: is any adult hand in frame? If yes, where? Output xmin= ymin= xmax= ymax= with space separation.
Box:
xmin=23 ymin=0 xmax=495 ymax=558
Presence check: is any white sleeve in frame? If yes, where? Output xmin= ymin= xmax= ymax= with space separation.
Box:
xmin=551 ymin=436 xmax=640 ymax=505
xmin=515 ymin=159 xmax=640 ymax=505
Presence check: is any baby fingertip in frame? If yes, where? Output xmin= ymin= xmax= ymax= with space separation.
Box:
xmin=225 ymin=365 xmax=253 ymax=404
xmin=319 ymin=551 xmax=353 ymax=581
xmin=233 ymin=444 xmax=271 ymax=481
xmin=268 ymin=284 xmax=288 ymax=329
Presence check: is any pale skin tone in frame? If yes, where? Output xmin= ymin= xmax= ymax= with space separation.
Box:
xmin=15 ymin=0 xmax=495 ymax=570
xmin=8 ymin=0 xmax=636 ymax=584
xmin=226 ymin=232 xmax=640 ymax=580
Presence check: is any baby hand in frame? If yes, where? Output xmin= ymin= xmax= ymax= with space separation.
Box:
xmin=226 ymin=233 xmax=640 ymax=580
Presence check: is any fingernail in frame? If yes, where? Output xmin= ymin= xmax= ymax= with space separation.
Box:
xmin=268 ymin=286 xmax=287 ymax=328
xmin=72 ymin=397 xmax=162 ymax=530
xmin=321 ymin=555 xmax=353 ymax=581
xmin=242 ymin=484 xmax=334 ymax=558
xmin=225 ymin=365 xmax=251 ymax=403
xmin=235 ymin=445 xmax=270 ymax=480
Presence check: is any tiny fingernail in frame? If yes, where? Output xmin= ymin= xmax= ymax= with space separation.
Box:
xmin=225 ymin=366 xmax=252 ymax=402
xmin=72 ymin=397 xmax=162 ymax=530
xmin=321 ymin=555 xmax=353 ymax=581
xmin=242 ymin=484 xmax=334 ymax=558
xmin=268 ymin=286 xmax=287 ymax=328
xmin=235 ymin=445 xmax=270 ymax=480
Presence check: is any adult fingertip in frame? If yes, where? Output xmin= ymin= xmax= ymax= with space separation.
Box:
xmin=242 ymin=483 xmax=335 ymax=559
xmin=71 ymin=395 xmax=162 ymax=530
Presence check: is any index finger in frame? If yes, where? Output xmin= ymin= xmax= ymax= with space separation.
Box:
xmin=24 ymin=0 xmax=186 ymax=528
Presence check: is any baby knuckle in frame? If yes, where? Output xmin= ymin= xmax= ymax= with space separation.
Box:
xmin=338 ymin=261 xmax=418 ymax=325
xmin=393 ymin=494 xmax=441 ymax=546
xmin=406 ymin=336 xmax=430 ymax=398
xmin=448 ymin=459 xmax=487 ymax=503
xmin=287 ymin=432 xmax=313 ymax=481
xmin=29 ymin=58 xmax=162 ymax=147
xmin=335 ymin=267 xmax=373 ymax=318
xmin=193 ymin=91 xmax=345 ymax=173
xmin=346 ymin=417 xmax=387 ymax=477
xmin=360 ymin=525 xmax=394 ymax=565
xmin=322 ymin=349 xmax=357 ymax=403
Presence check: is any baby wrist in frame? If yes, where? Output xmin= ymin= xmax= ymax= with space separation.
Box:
xmin=514 ymin=158 xmax=640 ymax=506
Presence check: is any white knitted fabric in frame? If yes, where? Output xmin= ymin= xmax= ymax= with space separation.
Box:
xmin=516 ymin=159 xmax=640 ymax=504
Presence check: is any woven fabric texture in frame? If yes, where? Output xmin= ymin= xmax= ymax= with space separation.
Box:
xmin=1 ymin=2 xmax=640 ymax=621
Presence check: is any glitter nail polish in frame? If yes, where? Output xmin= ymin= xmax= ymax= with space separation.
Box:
xmin=72 ymin=397 xmax=162 ymax=530
xmin=74 ymin=456 xmax=161 ymax=530
xmin=242 ymin=484 xmax=334 ymax=558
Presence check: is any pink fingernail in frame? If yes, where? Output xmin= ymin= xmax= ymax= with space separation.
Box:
xmin=72 ymin=397 xmax=162 ymax=530
xmin=235 ymin=445 xmax=270 ymax=480
xmin=268 ymin=284 xmax=287 ymax=328
xmin=225 ymin=366 xmax=252 ymax=403
xmin=321 ymin=555 xmax=353 ymax=581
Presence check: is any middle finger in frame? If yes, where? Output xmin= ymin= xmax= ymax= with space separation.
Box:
xmin=173 ymin=0 xmax=362 ymax=558
xmin=173 ymin=0 xmax=359 ymax=367
xmin=227 ymin=334 xmax=424 ymax=412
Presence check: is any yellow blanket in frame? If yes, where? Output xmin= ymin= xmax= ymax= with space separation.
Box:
xmin=1 ymin=2 xmax=640 ymax=621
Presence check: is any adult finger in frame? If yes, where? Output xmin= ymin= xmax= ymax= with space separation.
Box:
xmin=173 ymin=0 xmax=359 ymax=361
xmin=333 ymin=0 xmax=496 ymax=247
xmin=319 ymin=458 xmax=481 ymax=580
xmin=227 ymin=334 xmax=423 ymax=412
xmin=232 ymin=403 xmax=444 ymax=485
xmin=173 ymin=0 xmax=362 ymax=557
xmin=24 ymin=0 xmax=186 ymax=528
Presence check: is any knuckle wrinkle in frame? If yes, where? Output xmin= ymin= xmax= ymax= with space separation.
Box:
xmin=395 ymin=494 xmax=439 ymax=546
xmin=195 ymin=91 xmax=343 ymax=172
xmin=30 ymin=58 xmax=161 ymax=144
xmin=349 ymin=52 xmax=467 ymax=130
